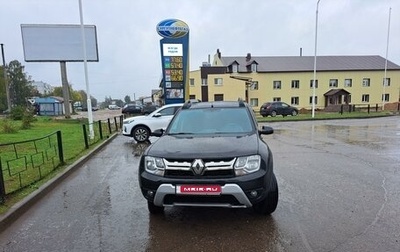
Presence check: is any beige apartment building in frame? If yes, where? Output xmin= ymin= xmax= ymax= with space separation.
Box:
xmin=188 ymin=49 xmax=400 ymax=112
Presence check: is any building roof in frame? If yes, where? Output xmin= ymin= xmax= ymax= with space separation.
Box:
xmin=324 ymin=89 xmax=351 ymax=96
xmin=219 ymin=55 xmax=400 ymax=73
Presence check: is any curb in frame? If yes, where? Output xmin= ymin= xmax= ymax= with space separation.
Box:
xmin=0 ymin=133 xmax=119 ymax=231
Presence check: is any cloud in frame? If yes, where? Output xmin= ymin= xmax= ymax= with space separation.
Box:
xmin=1 ymin=0 xmax=399 ymax=101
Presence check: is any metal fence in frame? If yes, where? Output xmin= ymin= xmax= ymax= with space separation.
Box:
xmin=82 ymin=115 xmax=123 ymax=149
xmin=0 ymin=115 xmax=123 ymax=203
xmin=0 ymin=131 xmax=63 ymax=203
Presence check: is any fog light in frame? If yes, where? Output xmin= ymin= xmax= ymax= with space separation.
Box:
xmin=147 ymin=190 xmax=155 ymax=198
xmin=250 ymin=190 xmax=258 ymax=197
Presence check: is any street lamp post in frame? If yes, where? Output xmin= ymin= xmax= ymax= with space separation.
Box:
xmin=78 ymin=0 xmax=94 ymax=138
xmin=312 ymin=0 xmax=321 ymax=118
xmin=383 ymin=7 xmax=391 ymax=111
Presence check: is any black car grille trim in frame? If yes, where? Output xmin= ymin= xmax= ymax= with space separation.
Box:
xmin=163 ymin=195 xmax=241 ymax=206
xmin=163 ymin=158 xmax=236 ymax=177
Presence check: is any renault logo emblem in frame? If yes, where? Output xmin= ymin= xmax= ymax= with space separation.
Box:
xmin=191 ymin=159 xmax=205 ymax=175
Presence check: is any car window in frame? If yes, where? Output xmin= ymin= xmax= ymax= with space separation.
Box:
xmin=157 ymin=106 xmax=177 ymax=116
xmin=168 ymin=108 xmax=254 ymax=134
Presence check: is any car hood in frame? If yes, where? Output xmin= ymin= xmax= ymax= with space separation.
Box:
xmin=146 ymin=133 xmax=260 ymax=159
xmin=123 ymin=115 xmax=146 ymax=123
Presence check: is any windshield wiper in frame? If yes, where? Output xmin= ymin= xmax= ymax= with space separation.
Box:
xmin=168 ymin=132 xmax=194 ymax=135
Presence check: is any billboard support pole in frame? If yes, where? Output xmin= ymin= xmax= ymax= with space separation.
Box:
xmin=1 ymin=44 xmax=11 ymax=112
xmin=60 ymin=61 xmax=71 ymax=118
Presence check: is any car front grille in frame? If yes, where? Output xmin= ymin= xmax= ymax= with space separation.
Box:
xmin=163 ymin=158 xmax=236 ymax=178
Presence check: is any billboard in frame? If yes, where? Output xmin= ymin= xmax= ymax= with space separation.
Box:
xmin=21 ymin=24 xmax=99 ymax=62
xmin=157 ymin=19 xmax=189 ymax=104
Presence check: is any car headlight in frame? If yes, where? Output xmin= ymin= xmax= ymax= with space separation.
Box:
xmin=123 ymin=119 xmax=135 ymax=125
xmin=234 ymin=155 xmax=261 ymax=176
xmin=144 ymin=156 xmax=165 ymax=176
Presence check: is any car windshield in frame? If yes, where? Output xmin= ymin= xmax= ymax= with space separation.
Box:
xmin=168 ymin=107 xmax=254 ymax=135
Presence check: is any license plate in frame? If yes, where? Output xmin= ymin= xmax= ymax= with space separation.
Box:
xmin=177 ymin=185 xmax=222 ymax=195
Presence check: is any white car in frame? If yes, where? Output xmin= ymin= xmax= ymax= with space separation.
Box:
xmin=122 ymin=103 xmax=183 ymax=142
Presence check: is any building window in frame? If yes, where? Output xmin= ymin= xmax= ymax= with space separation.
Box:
xmin=214 ymin=78 xmax=223 ymax=85
xmin=344 ymin=79 xmax=352 ymax=87
xmin=214 ymin=94 xmax=224 ymax=101
xmin=383 ymin=78 xmax=390 ymax=86
xmin=250 ymin=81 xmax=258 ymax=90
xmin=201 ymin=78 xmax=208 ymax=86
xmin=382 ymin=94 xmax=390 ymax=102
xmin=273 ymin=81 xmax=281 ymax=89
xmin=329 ymin=79 xmax=338 ymax=88
xmin=189 ymin=95 xmax=196 ymax=99
xmin=291 ymin=80 xmax=300 ymax=89
xmin=291 ymin=97 xmax=299 ymax=105
xmin=273 ymin=97 xmax=281 ymax=102
xmin=362 ymin=94 xmax=370 ymax=102
xmin=190 ymin=78 xmax=195 ymax=86
xmin=232 ymin=64 xmax=238 ymax=73
xmin=250 ymin=98 xmax=258 ymax=106
xmin=310 ymin=79 xmax=318 ymax=88
xmin=362 ymin=78 xmax=370 ymax=87
xmin=309 ymin=96 xmax=318 ymax=105
xmin=251 ymin=63 xmax=257 ymax=72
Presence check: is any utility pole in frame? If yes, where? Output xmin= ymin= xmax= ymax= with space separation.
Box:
xmin=1 ymin=43 xmax=11 ymax=112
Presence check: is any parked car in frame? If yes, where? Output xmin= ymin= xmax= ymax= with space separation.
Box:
xmin=122 ymin=103 xmax=183 ymax=142
xmin=141 ymin=104 xmax=159 ymax=115
xmin=81 ymin=106 xmax=99 ymax=111
xmin=259 ymin=101 xmax=298 ymax=117
xmin=122 ymin=104 xmax=142 ymax=114
xmin=139 ymin=100 xmax=278 ymax=215
xmin=108 ymin=105 xmax=121 ymax=110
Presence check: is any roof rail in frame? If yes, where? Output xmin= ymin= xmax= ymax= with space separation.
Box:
xmin=238 ymin=99 xmax=246 ymax=107
xmin=182 ymin=99 xmax=201 ymax=109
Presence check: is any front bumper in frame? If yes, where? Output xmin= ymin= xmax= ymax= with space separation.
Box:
xmin=153 ymin=183 xmax=252 ymax=208
xmin=139 ymin=169 xmax=274 ymax=208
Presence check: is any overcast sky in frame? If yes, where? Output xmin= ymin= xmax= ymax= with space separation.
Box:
xmin=1 ymin=0 xmax=399 ymax=101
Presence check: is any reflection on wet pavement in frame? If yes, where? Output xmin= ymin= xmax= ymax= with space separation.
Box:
xmin=0 ymin=117 xmax=399 ymax=252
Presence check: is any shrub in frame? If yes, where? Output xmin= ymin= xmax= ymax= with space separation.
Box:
xmin=21 ymin=110 xmax=35 ymax=129
xmin=1 ymin=119 xmax=18 ymax=133
xmin=10 ymin=106 xmax=26 ymax=120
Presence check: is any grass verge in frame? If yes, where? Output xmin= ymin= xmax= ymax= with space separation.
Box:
xmin=0 ymin=117 xmax=111 ymax=214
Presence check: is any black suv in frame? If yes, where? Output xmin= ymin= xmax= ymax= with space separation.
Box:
xmin=138 ymin=100 xmax=278 ymax=215
xmin=260 ymin=101 xmax=298 ymax=117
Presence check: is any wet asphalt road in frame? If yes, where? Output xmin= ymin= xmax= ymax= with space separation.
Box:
xmin=0 ymin=116 xmax=399 ymax=252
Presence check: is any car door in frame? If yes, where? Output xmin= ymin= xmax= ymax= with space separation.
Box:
xmin=149 ymin=105 xmax=180 ymax=131
xmin=280 ymin=102 xmax=291 ymax=115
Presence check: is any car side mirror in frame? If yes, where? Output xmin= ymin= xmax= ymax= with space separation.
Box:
xmin=259 ymin=125 xmax=274 ymax=135
xmin=152 ymin=128 xmax=164 ymax=137
xmin=153 ymin=113 xmax=162 ymax=118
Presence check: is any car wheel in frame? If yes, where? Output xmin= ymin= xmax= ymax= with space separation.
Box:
xmin=148 ymin=201 xmax=164 ymax=214
xmin=253 ymin=174 xmax=278 ymax=215
xmin=271 ymin=111 xmax=277 ymax=117
xmin=132 ymin=126 xmax=150 ymax=142
xmin=292 ymin=110 xmax=298 ymax=116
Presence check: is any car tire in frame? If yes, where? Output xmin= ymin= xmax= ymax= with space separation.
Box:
xmin=133 ymin=126 xmax=150 ymax=142
xmin=292 ymin=110 xmax=298 ymax=116
xmin=271 ymin=111 xmax=277 ymax=117
xmin=148 ymin=201 xmax=164 ymax=214
xmin=253 ymin=174 xmax=278 ymax=215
